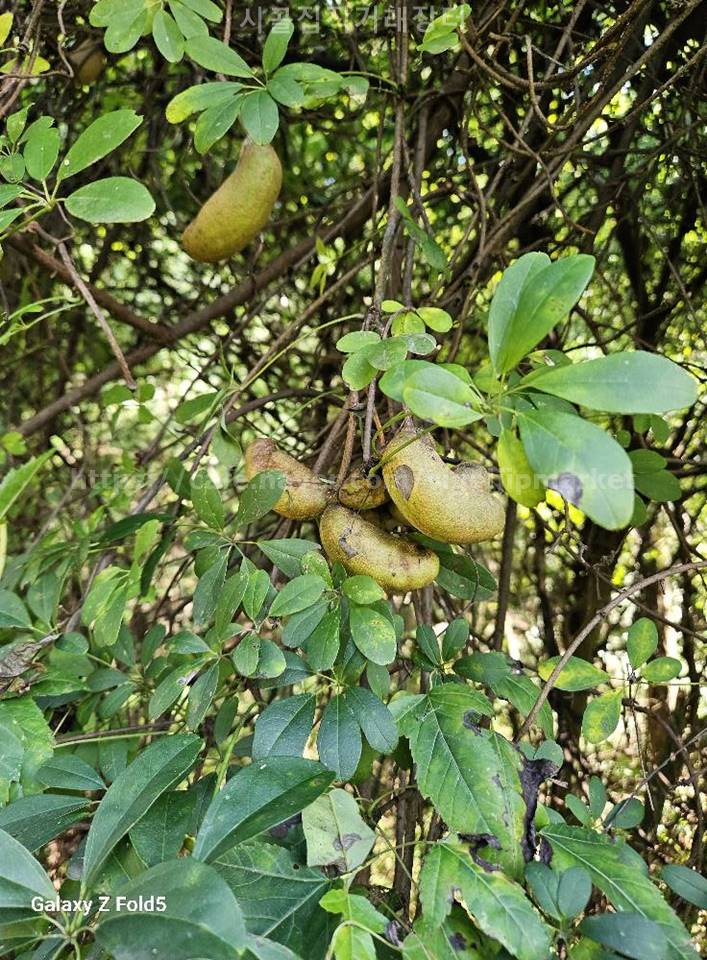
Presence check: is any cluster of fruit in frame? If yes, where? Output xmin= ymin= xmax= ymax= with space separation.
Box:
xmin=245 ymin=421 xmax=505 ymax=593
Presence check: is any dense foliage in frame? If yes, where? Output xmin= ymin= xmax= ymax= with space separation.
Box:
xmin=0 ymin=2 xmax=705 ymax=959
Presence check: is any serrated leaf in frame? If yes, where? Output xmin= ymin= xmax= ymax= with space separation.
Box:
xmin=544 ymin=825 xmax=698 ymax=960
xmin=402 ymin=684 xmax=526 ymax=878
xmin=420 ymin=841 xmax=552 ymax=960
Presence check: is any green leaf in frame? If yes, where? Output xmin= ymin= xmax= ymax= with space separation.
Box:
xmin=179 ymin=0 xmax=222 ymax=22
xmin=58 ymin=109 xmax=142 ymax=181
xmin=416 ymin=623 xmax=442 ymax=667
xmin=0 ymin=827 xmax=56 ymax=913
xmin=0 ymin=450 xmax=52 ymax=521
xmin=341 ymin=350 xmax=377 ymax=390
xmin=488 ymin=253 xmax=550 ymax=372
xmin=579 ymin=913 xmax=667 ymax=960
xmin=336 ymin=331 xmax=380 ymax=353
xmin=194 ymin=756 xmax=334 ymax=861
xmin=538 ymin=656 xmax=610 ymax=692
xmin=642 ymin=657 xmax=681 ymax=683
xmin=496 ymin=672 xmax=554 ymax=738
xmin=0 ymin=794 xmax=89 ymax=850
xmin=37 ymin=754 xmax=105 ymax=792
xmin=257 ymin=538 xmax=321 ymax=579
xmin=243 ymin=569 xmax=271 ymax=622
xmin=236 ymin=469 xmax=287 ymax=528
xmin=152 ymin=9 xmax=184 ymax=62
xmin=0 ymin=12 xmax=13 ymax=46
xmin=262 ymin=17 xmax=293 ymax=74
xmin=342 ymin=575 xmax=385 ymax=605
xmin=582 ymin=690 xmax=623 ymax=744
xmin=303 ymin=606 xmax=340 ymax=671
xmin=95 ymin=858 xmax=247 ymax=959
xmin=588 ymin=776 xmax=607 ymax=818
xmin=441 ymin=618 xmax=469 ymax=661
xmin=497 ymin=429 xmax=544 ymax=507
xmin=494 ymin=255 xmax=595 ymax=373
xmin=302 ymin=787 xmax=375 ymax=873
xmin=417 ymin=306 xmax=453 ymax=332
xmin=241 ymin=90 xmax=280 ymax=145
xmin=349 ymin=604 xmax=396 ymax=665
xmin=403 ymin=911 xmax=485 ymax=960
xmin=213 ymin=840 xmax=331 ymax=957
xmin=166 ymin=81 xmax=244 ymax=123
xmin=661 ymin=865 xmax=707 ymax=910
xmin=402 ymin=684 xmax=526 ymax=878
xmin=605 ymin=797 xmax=644 ymax=830
xmin=420 ymin=841 xmax=552 ymax=960
xmin=626 ymin=618 xmax=658 ymax=670
xmin=187 ymin=662 xmax=219 ymax=729
xmin=525 ymin=861 xmax=562 ymax=920
xmin=256 ymin=639 xmax=287 ymax=680
xmin=191 ymin=469 xmax=225 ymax=529
xmin=215 ymin=571 xmax=248 ymax=635
xmin=557 ymin=866 xmax=592 ymax=919
xmin=345 ymin=687 xmax=398 ymax=753
xmin=634 ymin=468 xmax=681 ymax=502
xmin=525 ymin=352 xmax=697 ymax=414
xmin=269 ymin=574 xmax=326 ymax=618
xmin=233 ymin=631 xmax=260 ymax=676
xmin=65 ymin=177 xmax=155 ymax=223
xmin=185 ymin=35 xmax=253 ymax=77
xmin=83 ymin=733 xmax=201 ymax=885
xmin=281 ymin=599 xmax=328 ymax=648
xmin=169 ymin=0 xmax=208 ymax=39
xmin=0 ymin=588 xmax=31 ymax=629
xmin=434 ymin=551 xmax=497 ymax=601
xmin=267 ymin=73 xmax=305 ymax=108
xmin=402 ymin=365 xmax=482 ymax=427
xmin=194 ymin=95 xmax=244 ymax=154
xmin=193 ymin=551 xmax=227 ymax=627
xmin=518 ymin=408 xmax=634 ymax=529
xmin=23 ymin=124 xmax=59 ymax=181
xmin=364 ymin=336 xmax=408 ymax=371
xmin=252 ymin=694 xmax=315 ymax=759
xmin=317 ymin=695 xmax=361 ymax=780
xmin=129 ymin=789 xmax=195 ymax=866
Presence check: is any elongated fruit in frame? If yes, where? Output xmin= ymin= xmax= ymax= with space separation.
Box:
xmin=182 ymin=140 xmax=282 ymax=263
xmin=244 ymin=438 xmax=329 ymax=520
xmin=338 ymin=467 xmax=388 ymax=510
xmin=382 ymin=421 xmax=505 ymax=544
xmin=319 ymin=504 xmax=439 ymax=594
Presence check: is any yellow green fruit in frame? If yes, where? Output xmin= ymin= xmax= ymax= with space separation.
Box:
xmin=182 ymin=141 xmax=282 ymax=263
xmin=70 ymin=41 xmax=106 ymax=84
xmin=319 ymin=504 xmax=439 ymax=594
xmin=497 ymin=430 xmax=544 ymax=508
xmin=382 ymin=421 xmax=505 ymax=544
xmin=338 ymin=467 xmax=388 ymax=510
xmin=244 ymin=438 xmax=329 ymax=520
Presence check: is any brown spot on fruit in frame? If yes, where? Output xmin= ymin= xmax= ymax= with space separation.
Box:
xmin=394 ymin=464 xmax=415 ymax=500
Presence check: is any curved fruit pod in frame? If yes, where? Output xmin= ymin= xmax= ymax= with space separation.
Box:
xmin=319 ymin=504 xmax=439 ymax=594
xmin=244 ymin=438 xmax=330 ymax=520
xmin=182 ymin=140 xmax=282 ymax=263
xmin=382 ymin=421 xmax=505 ymax=544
